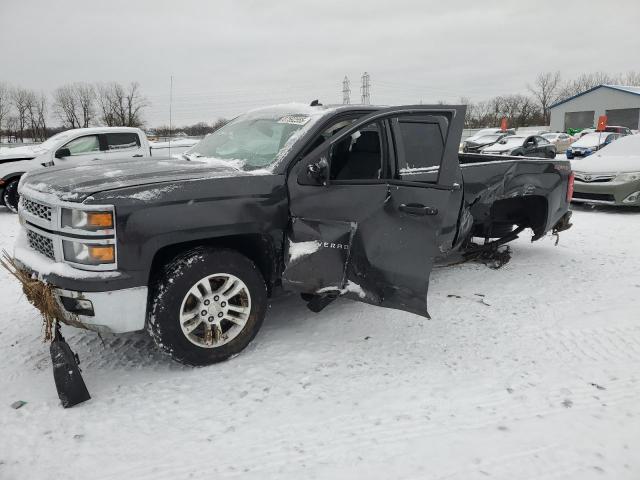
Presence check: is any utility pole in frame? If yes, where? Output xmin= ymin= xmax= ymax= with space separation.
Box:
xmin=168 ymin=75 xmax=173 ymax=156
xmin=342 ymin=76 xmax=351 ymax=105
xmin=360 ymin=72 xmax=370 ymax=105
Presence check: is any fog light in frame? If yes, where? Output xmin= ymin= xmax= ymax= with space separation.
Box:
xmin=59 ymin=296 xmax=95 ymax=316
xmin=622 ymin=191 xmax=640 ymax=204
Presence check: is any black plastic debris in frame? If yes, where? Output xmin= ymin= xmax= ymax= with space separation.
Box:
xmin=10 ymin=400 xmax=27 ymax=409
xmin=50 ymin=325 xmax=90 ymax=408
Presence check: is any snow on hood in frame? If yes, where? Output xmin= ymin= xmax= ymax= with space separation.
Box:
xmin=570 ymin=135 xmax=640 ymax=173
xmin=571 ymin=133 xmax=611 ymax=148
xmin=19 ymin=157 xmax=273 ymax=203
xmin=0 ymin=145 xmax=39 ymax=160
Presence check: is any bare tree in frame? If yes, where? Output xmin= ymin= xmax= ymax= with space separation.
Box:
xmin=76 ymin=83 xmax=96 ymax=127
xmin=25 ymin=92 xmax=48 ymax=141
xmin=97 ymin=81 xmax=148 ymax=127
xmin=621 ymin=71 xmax=640 ymax=86
xmin=557 ymin=72 xmax=616 ymax=101
xmin=528 ymin=72 xmax=561 ymax=125
xmin=53 ymin=82 xmax=96 ymax=129
xmin=11 ymin=87 xmax=31 ymax=142
xmin=0 ymin=82 xmax=11 ymax=139
xmin=53 ymin=84 xmax=81 ymax=128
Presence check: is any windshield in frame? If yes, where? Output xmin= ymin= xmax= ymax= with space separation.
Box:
xmin=497 ymin=136 xmax=525 ymax=146
xmin=185 ymin=112 xmax=315 ymax=170
xmin=573 ymin=133 xmax=610 ymax=148
xmin=595 ymin=134 xmax=640 ymax=156
xmin=476 ymin=134 xmax=501 ymax=143
xmin=36 ymin=131 xmax=74 ymax=151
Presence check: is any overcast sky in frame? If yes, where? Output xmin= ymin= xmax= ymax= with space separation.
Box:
xmin=2 ymin=0 xmax=639 ymax=126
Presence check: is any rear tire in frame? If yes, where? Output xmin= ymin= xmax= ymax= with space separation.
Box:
xmin=147 ymin=247 xmax=268 ymax=366
xmin=3 ymin=179 xmax=20 ymax=213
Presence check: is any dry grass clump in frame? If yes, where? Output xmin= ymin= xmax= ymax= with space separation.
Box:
xmin=0 ymin=250 xmax=76 ymax=341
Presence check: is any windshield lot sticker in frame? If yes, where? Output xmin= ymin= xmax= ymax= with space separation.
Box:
xmin=278 ymin=115 xmax=311 ymax=125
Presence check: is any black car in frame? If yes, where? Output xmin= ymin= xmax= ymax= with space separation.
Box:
xmin=480 ymin=135 xmax=557 ymax=158
xmin=462 ymin=132 xmax=513 ymax=153
xmin=13 ymin=103 xmax=572 ymax=366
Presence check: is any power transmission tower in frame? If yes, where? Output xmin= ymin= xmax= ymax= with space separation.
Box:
xmin=360 ymin=72 xmax=371 ymax=105
xmin=342 ymin=76 xmax=351 ymax=104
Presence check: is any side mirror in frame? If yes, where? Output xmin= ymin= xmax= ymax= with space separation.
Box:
xmin=306 ymin=156 xmax=329 ymax=185
xmin=55 ymin=148 xmax=71 ymax=159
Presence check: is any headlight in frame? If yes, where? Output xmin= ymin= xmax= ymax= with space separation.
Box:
xmin=63 ymin=241 xmax=116 ymax=266
xmin=61 ymin=208 xmax=114 ymax=231
xmin=615 ymin=172 xmax=640 ymax=182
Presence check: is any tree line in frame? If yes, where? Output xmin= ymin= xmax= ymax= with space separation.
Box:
xmin=151 ymin=119 xmax=230 ymax=138
xmin=458 ymin=70 xmax=640 ymax=129
xmin=0 ymin=81 xmax=148 ymax=142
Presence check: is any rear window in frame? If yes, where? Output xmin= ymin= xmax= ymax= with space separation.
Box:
xmin=105 ymin=132 xmax=141 ymax=151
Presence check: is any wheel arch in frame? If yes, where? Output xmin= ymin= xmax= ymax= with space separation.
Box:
xmin=487 ymin=195 xmax=549 ymax=238
xmin=148 ymin=233 xmax=281 ymax=297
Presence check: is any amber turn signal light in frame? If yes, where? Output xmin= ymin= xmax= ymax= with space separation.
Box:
xmin=88 ymin=245 xmax=115 ymax=263
xmin=87 ymin=212 xmax=113 ymax=228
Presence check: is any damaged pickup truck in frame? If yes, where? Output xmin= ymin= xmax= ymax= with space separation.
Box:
xmin=12 ymin=103 xmax=573 ymax=366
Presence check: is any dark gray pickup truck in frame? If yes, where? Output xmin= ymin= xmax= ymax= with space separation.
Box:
xmin=14 ymin=103 xmax=573 ymax=365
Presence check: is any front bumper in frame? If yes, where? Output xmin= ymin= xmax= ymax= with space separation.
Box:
xmin=14 ymin=234 xmax=148 ymax=334
xmin=53 ymin=287 xmax=148 ymax=333
xmin=572 ymin=179 xmax=640 ymax=206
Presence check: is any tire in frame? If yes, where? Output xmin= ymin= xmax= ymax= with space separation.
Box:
xmin=147 ymin=247 xmax=267 ymax=366
xmin=547 ymin=150 xmax=556 ymax=159
xmin=3 ymin=179 xmax=20 ymax=213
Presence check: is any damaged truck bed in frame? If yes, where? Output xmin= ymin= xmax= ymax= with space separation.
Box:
xmin=12 ymin=103 xmax=573 ymax=365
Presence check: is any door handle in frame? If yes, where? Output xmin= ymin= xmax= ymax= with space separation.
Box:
xmin=133 ymin=154 xmax=143 ymax=157
xmin=399 ymin=203 xmax=438 ymax=216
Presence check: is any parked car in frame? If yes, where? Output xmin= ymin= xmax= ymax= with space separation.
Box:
xmin=480 ymin=135 xmax=557 ymax=158
xmin=603 ymin=125 xmax=633 ymax=136
xmin=0 ymin=127 xmax=151 ymax=212
xmin=566 ymin=132 xmax=620 ymax=159
xmin=464 ymin=128 xmax=516 ymax=143
xmin=462 ymin=132 xmax=513 ymax=153
xmin=12 ymin=103 xmax=572 ymax=366
xmin=541 ymin=132 xmax=574 ymax=153
xmin=571 ymin=134 xmax=640 ymax=206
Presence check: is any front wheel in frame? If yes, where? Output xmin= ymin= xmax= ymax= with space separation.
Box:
xmin=3 ymin=179 xmax=20 ymax=213
xmin=147 ymin=247 xmax=267 ymax=366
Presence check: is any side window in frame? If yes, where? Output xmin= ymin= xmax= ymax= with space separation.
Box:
xmin=63 ymin=135 xmax=100 ymax=155
xmin=396 ymin=119 xmax=444 ymax=174
xmin=329 ymin=122 xmax=382 ymax=181
xmin=105 ymin=132 xmax=141 ymax=151
xmin=537 ymin=136 xmax=550 ymax=145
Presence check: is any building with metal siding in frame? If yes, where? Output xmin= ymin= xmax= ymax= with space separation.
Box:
xmin=549 ymin=85 xmax=640 ymax=132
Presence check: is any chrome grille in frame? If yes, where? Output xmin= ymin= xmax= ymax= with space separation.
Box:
xmin=22 ymin=197 xmax=52 ymax=221
xmin=27 ymin=230 xmax=55 ymax=260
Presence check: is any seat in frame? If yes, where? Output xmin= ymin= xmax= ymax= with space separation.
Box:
xmin=336 ymin=131 xmax=381 ymax=180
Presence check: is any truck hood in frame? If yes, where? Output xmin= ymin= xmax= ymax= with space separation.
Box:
xmin=20 ymin=157 xmax=273 ymax=202
xmin=0 ymin=145 xmax=39 ymax=162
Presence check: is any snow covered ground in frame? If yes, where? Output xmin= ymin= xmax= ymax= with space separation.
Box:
xmin=1 ymin=205 xmax=639 ymax=479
